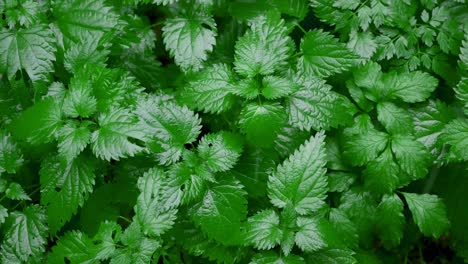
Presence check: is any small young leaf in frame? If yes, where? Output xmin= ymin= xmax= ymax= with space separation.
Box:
xmin=197 ymin=132 xmax=243 ymax=172
xmin=5 ymin=182 xmax=30 ymax=201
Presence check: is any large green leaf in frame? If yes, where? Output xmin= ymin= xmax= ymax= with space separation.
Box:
xmin=268 ymin=132 xmax=328 ymax=215
xmin=298 ymin=30 xmax=357 ymax=78
xmin=136 ymin=97 xmax=202 ymax=164
xmin=0 ymin=25 xmax=55 ymax=82
xmin=163 ymin=15 xmax=216 ymax=72
xmin=191 ymin=176 xmax=247 ymax=245
xmin=403 ymin=192 xmax=450 ymax=238
xmin=234 ymin=12 xmax=293 ymax=77
xmin=52 ymin=0 xmax=119 ymax=43
xmin=239 ymin=102 xmax=287 ymax=148
xmin=134 ymin=168 xmax=181 ymax=237
xmin=0 ymin=206 xmax=48 ymax=263
xmin=91 ymin=108 xmax=145 ymax=161
xmin=10 ymin=98 xmax=63 ymax=145
xmin=40 ymin=155 xmax=96 ymax=233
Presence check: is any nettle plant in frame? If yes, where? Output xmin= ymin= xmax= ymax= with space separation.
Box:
xmin=0 ymin=0 xmax=467 ymax=263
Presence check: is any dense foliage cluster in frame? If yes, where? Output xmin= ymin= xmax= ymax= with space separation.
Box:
xmin=0 ymin=0 xmax=467 ymax=263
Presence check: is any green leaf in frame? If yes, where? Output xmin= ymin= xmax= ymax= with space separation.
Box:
xmin=269 ymin=0 xmax=308 ymax=19
xmin=0 ymin=205 xmax=48 ymax=263
xmin=168 ymin=156 xmax=209 ymax=205
xmin=3 ymin=0 xmax=46 ymax=28
xmin=326 ymin=136 xmax=350 ymax=171
xmin=353 ymin=61 xmax=382 ymax=90
xmin=136 ymin=97 xmax=202 ymax=164
xmin=0 ymin=205 xmax=7 ymax=225
xmin=298 ymin=30 xmax=357 ymax=78
xmin=391 ymin=135 xmax=431 ymax=180
xmin=441 ymin=119 xmax=468 ymax=161
xmin=338 ymin=188 xmax=377 ymax=245
xmin=411 ymin=100 xmax=456 ymax=153
xmin=306 ymin=249 xmax=357 ymax=264
xmin=197 ymin=132 xmax=243 ymax=172
xmin=183 ymin=63 xmax=237 ymax=114
xmin=135 ymin=168 xmax=181 ymax=237
xmin=0 ymin=131 xmax=23 ymax=174
xmin=234 ymin=12 xmax=293 ymax=77
xmin=363 ymin=147 xmax=400 ymax=194
xmin=333 ymin=0 xmax=360 ymax=9
xmin=232 ymin=146 xmax=278 ymax=198
xmin=403 ymin=192 xmax=450 ymax=238
xmin=91 ymin=108 xmax=144 ymax=161
xmin=62 ymin=76 xmax=98 ymax=118
xmin=40 ymin=155 xmax=95 ymax=233
xmin=49 ymin=232 xmax=96 ymax=263
xmin=274 ymin=125 xmax=310 ymax=158
xmin=163 ymin=15 xmax=216 ymax=72
xmin=0 ymin=25 xmax=55 ymax=82
xmin=57 ymin=121 xmax=91 ymax=161
xmin=244 ymin=209 xmax=282 ymax=250
xmin=376 ymin=102 xmax=413 ymax=134
xmin=268 ymin=132 xmax=328 ymax=215
xmin=455 ymin=78 xmax=468 ymax=115
xmin=387 ymin=71 xmax=438 ymax=103
xmin=261 ymin=75 xmax=297 ymax=100
xmin=287 ymin=78 xmax=356 ymax=131
xmin=239 ymin=102 xmax=287 ymax=148
xmin=347 ymin=31 xmax=377 ymax=59
xmin=191 ymin=176 xmax=247 ymax=245
xmin=52 ymin=0 xmax=119 ymax=43
xmin=295 ymin=217 xmax=327 ymax=252
xmin=234 ymin=78 xmax=260 ymax=99
xmin=5 ymin=182 xmax=30 ymax=201
xmin=110 ymin=222 xmax=160 ymax=264
xmin=250 ymin=252 xmax=304 ymax=264
xmin=343 ymin=126 xmax=389 ymax=166
xmin=327 ymin=172 xmax=356 ymax=193
xmin=64 ymin=33 xmax=109 ymax=74
xmin=329 ymin=208 xmax=358 ymax=248
xmin=10 ymin=98 xmax=63 ymax=145
xmin=376 ymin=194 xmax=405 ymax=248
xmin=174 ymin=221 xmax=244 ymax=264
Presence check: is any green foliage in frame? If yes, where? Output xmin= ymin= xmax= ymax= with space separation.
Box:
xmin=0 ymin=0 xmax=466 ymax=263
